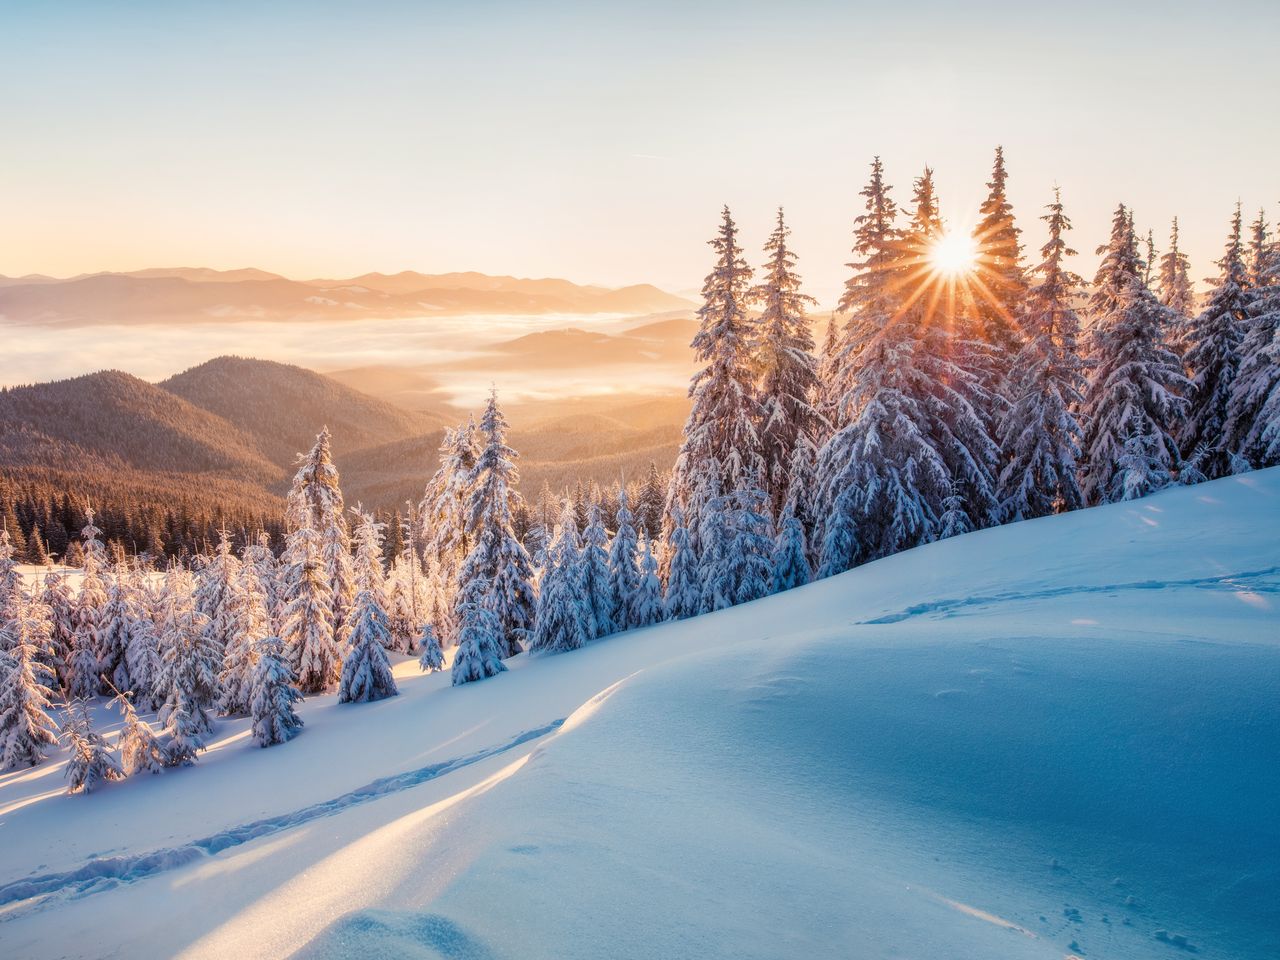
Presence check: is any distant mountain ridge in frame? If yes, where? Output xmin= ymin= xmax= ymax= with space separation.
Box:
xmin=0 ymin=268 xmax=693 ymax=325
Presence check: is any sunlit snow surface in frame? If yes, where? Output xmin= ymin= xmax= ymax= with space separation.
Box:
xmin=1 ymin=471 xmax=1278 ymax=959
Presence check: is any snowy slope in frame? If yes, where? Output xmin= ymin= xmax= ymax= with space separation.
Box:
xmin=1 ymin=471 xmax=1278 ymax=959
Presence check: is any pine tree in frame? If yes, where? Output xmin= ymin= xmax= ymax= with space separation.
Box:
xmin=338 ymin=589 xmax=398 ymax=703
xmin=41 ymin=570 xmax=75 ymax=691
xmin=996 ymin=188 xmax=1086 ymax=520
xmin=724 ymin=481 xmax=774 ymax=606
xmin=1180 ymin=205 xmax=1249 ymax=479
xmin=108 ymin=682 xmax=164 ymax=776
xmin=418 ymin=423 xmax=479 ymax=638
xmin=530 ymin=503 xmax=588 ymax=655
xmin=243 ymin=532 xmax=283 ymax=636
xmin=417 ymin=622 xmax=444 ymax=673
xmin=969 ymin=146 xmax=1028 ymax=379
xmin=752 ymin=207 xmax=821 ymax=518
xmin=25 ymin=526 xmax=49 ymax=566
xmin=250 ymin=636 xmax=304 ymax=747
xmin=635 ymin=462 xmax=666 ymax=539
xmin=156 ymin=567 xmax=218 ymax=766
xmin=386 ymin=548 xmax=426 ymax=654
xmin=349 ymin=508 xmax=392 ymax=648
xmin=280 ymin=520 xmax=338 ymax=694
xmin=0 ymin=591 xmax=60 ymax=769
xmin=0 ymin=528 xmax=19 ymax=619
xmin=629 ymin=534 xmax=663 ymax=627
xmin=663 ymin=508 xmax=700 ymax=621
xmin=195 ymin=528 xmax=243 ymax=663
xmin=1080 ymin=205 xmax=1189 ymax=503
xmin=579 ymin=503 xmax=614 ymax=639
xmin=62 ymin=699 xmax=124 ymax=794
xmin=608 ymin=488 xmax=641 ymax=630
xmin=667 ymin=206 xmax=761 ymax=537
xmin=451 ymin=592 xmax=507 ymax=686
xmin=124 ymin=580 xmax=163 ymax=711
xmin=1225 ymin=212 xmax=1280 ymax=467
xmin=96 ymin=557 xmax=135 ymax=695
xmin=287 ymin=429 xmax=354 ymax=645
xmin=770 ymin=512 xmax=811 ymax=593
xmin=218 ymin=559 xmax=269 ymax=715
xmin=818 ymin=164 xmax=993 ymax=573
xmin=1158 ymin=217 xmax=1196 ymax=339
xmin=455 ymin=391 xmax=536 ymax=658
xmin=68 ymin=512 xmax=108 ymax=698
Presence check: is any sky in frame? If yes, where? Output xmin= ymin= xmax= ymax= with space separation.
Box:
xmin=2 ymin=0 xmax=1277 ymax=304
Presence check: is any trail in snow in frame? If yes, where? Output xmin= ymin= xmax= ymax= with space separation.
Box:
xmin=0 ymin=719 xmax=564 ymax=911
xmin=860 ymin=566 xmax=1280 ymax=624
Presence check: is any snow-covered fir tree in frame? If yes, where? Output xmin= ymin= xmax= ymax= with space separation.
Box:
xmin=578 ymin=503 xmax=614 ymax=639
xmin=417 ymin=622 xmax=444 ymax=673
xmin=349 ymin=508 xmax=392 ymax=650
xmin=386 ymin=547 xmax=426 ymax=655
xmin=451 ymin=591 xmax=507 ymax=686
xmin=818 ymin=164 xmax=994 ymax=574
xmin=280 ymin=519 xmax=339 ymax=694
xmin=1180 ymin=205 xmax=1249 ymax=479
xmin=68 ymin=512 xmax=109 ymax=699
xmin=0 ymin=528 xmax=18 ymax=619
xmin=607 ymin=488 xmax=641 ymax=630
xmin=635 ymin=462 xmax=666 ymax=539
xmin=109 ymin=683 xmax=164 ymax=776
xmin=243 ymin=531 xmax=283 ymax=636
xmin=62 ymin=699 xmax=124 ymax=794
xmin=455 ymin=391 xmax=536 ymax=658
xmin=724 ymin=481 xmax=774 ymax=606
xmin=0 ymin=590 xmax=60 ymax=770
xmin=287 ymin=428 xmax=355 ymax=644
xmin=41 ymin=570 xmax=75 ymax=691
xmin=667 ymin=206 xmax=761 ymax=539
xmin=195 ymin=529 xmax=243 ymax=664
xmin=218 ymin=558 xmax=270 ymax=715
xmin=418 ymin=422 xmax=480 ymax=639
xmin=338 ymin=588 xmax=398 ymax=703
xmin=250 ymin=636 xmax=304 ymax=747
xmin=752 ymin=207 xmax=820 ymax=519
xmin=969 ymin=146 xmax=1028 ymax=382
xmin=96 ymin=557 xmax=135 ymax=695
xmin=995 ymin=188 xmax=1086 ymax=520
xmin=1224 ymin=213 xmax=1280 ymax=467
xmin=124 ymin=579 xmax=163 ymax=710
xmin=770 ymin=512 xmax=811 ymax=594
xmin=1157 ymin=217 xmax=1196 ymax=338
xmin=1080 ymin=205 xmax=1189 ymax=503
xmin=781 ymin=433 xmax=821 ymax=566
xmin=630 ymin=534 xmax=663 ymax=628
xmin=156 ymin=567 xmax=217 ymax=766
xmin=663 ymin=508 xmax=700 ymax=621
xmin=530 ymin=503 xmax=588 ymax=655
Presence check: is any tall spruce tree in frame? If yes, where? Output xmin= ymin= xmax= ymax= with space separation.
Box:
xmin=287 ymin=429 xmax=354 ymax=645
xmin=579 ymin=503 xmax=615 ymax=639
xmin=68 ymin=513 xmax=108 ymax=699
xmin=250 ymin=636 xmax=304 ymax=747
xmin=451 ymin=591 xmax=507 ymax=686
xmin=662 ymin=508 xmax=700 ymax=621
xmin=995 ymin=188 xmax=1086 ymax=519
xmin=969 ymin=146 xmax=1028 ymax=382
xmin=630 ymin=534 xmax=663 ymax=628
xmin=1158 ymin=217 xmax=1196 ymax=335
xmin=1080 ymin=205 xmax=1189 ymax=503
xmin=456 ymin=391 xmax=536 ymax=658
xmin=339 ymin=589 xmax=398 ymax=703
xmin=280 ymin=519 xmax=338 ymax=694
xmin=1225 ymin=212 xmax=1280 ymax=467
xmin=530 ymin=503 xmax=588 ymax=655
xmin=0 ymin=590 xmax=60 ymax=770
xmin=1180 ymin=205 xmax=1249 ymax=479
xmin=608 ymin=488 xmax=641 ymax=630
xmin=752 ymin=207 xmax=820 ymax=519
xmin=667 ymin=207 xmax=761 ymax=540
xmin=156 ymin=568 xmax=218 ymax=766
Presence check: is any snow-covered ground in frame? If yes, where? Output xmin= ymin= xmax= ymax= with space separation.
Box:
xmin=2 ymin=471 xmax=1277 ymax=959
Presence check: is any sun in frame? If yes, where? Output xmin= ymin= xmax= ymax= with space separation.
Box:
xmin=928 ymin=229 xmax=978 ymax=277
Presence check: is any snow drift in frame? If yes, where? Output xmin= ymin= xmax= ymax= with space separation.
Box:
xmin=1 ymin=470 xmax=1277 ymax=959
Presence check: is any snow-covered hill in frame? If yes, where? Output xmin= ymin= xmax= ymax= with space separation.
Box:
xmin=2 ymin=471 xmax=1278 ymax=959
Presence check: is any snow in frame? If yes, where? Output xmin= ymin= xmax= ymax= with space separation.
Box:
xmin=2 ymin=471 xmax=1279 ymax=958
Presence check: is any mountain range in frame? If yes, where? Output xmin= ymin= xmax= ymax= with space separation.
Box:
xmin=0 ymin=268 xmax=692 ymax=326
xmin=0 ymin=356 xmax=686 ymax=528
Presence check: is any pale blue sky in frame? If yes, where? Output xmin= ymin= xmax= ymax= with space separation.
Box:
xmin=2 ymin=0 xmax=1276 ymax=302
